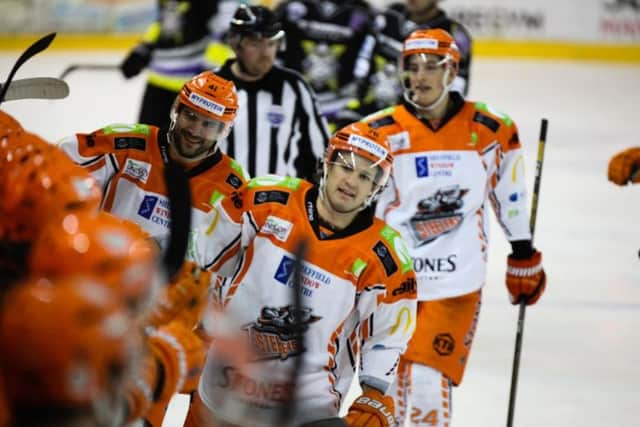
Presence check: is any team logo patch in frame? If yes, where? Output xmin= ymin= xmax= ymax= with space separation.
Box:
xmin=387 ymin=131 xmax=410 ymax=152
xmin=433 ymin=333 xmax=455 ymax=356
xmin=275 ymin=256 xmax=331 ymax=297
xmin=123 ymin=158 xmax=151 ymax=184
xmin=262 ymin=216 xmax=293 ymax=242
xmin=267 ymin=105 xmax=285 ymax=127
xmin=243 ymin=305 xmax=321 ymax=361
xmin=415 ymin=156 xmax=429 ymax=177
xmin=373 ymin=241 xmax=398 ymax=277
xmin=254 ymin=190 xmax=290 ymax=206
xmin=138 ymin=195 xmax=158 ymax=219
xmin=406 ymin=185 xmax=468 ymax=246
xmin=114 ymin=136 xmax=146 ymax=151
xmin=225 ymin=173 xmax=242 ymax=189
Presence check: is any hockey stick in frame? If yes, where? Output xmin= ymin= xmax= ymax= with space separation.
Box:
xmin=161 ymin=160 xmax=192 ymax=282
xmin=58 ymin=64 xmax=119 ymax=80
xmin=0 ymin=32 xmax=56 ymax=105
xmin=0 ymin=77 xmax=69 ymax=101
xmin=278 ymin=238 xmax=309 ymax=426
xmin=506 ymin=118 xmax=548 ymax=427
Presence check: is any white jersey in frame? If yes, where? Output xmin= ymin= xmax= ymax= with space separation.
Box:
xmin=366 ymin=95 xmax=532 ymax=300
xmin=57 ymin=124 xmax=248 ymax=250
xmin=191 ymin=176 xmax=417 ymax=426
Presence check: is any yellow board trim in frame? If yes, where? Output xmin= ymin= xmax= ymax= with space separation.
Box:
xmin=0 ymin=34 xmax=639 ymax=63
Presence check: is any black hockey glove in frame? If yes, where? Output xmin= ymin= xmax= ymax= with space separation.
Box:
xmin=120 ymin=43 xmax=152 ymax=79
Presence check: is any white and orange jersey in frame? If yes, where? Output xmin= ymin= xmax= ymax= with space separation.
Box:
xmin=58 ymin=124 xmax=249 ymax=249
xmin=365 ymin=94 xmax=532 ymax=301
xmin=191 ymin=175 xmax=417 ymax=425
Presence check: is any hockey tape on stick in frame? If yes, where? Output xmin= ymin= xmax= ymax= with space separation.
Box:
xmin=0 ymin=33 xmax=56 ymax=105
xmin=0 ymin=77 xmax=69 ymax=101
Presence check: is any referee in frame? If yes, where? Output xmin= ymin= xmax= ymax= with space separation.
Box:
xmin=215 ymin=4 xmax=329 ymax=181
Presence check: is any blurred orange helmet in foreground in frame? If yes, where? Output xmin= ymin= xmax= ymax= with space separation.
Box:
xmin=29 ymin=210 xmax=159 ymax=311
xmin=0 ymin=132 xmax=102 ymax=243
xmin=0 ymin=275 xmax=135 ymax=409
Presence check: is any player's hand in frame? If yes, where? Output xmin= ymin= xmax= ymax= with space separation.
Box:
xmin=120 ymin=43 xmax=152 ymax=79
xmin=506 ymin=250 xmax=546 ymax=305
xmin=144 ymin=261 xmax=211 ymax=328
xmin=344 ymin=388 xmax=396 ymax=427
xmin=608 ymin=147 xmax=640 ymax=185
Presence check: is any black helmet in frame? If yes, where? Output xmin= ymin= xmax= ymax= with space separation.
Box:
xmin=229 ymin=4 xmax=284 ymax=41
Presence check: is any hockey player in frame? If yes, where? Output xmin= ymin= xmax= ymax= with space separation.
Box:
xmin=184 ymin=122 xmax=417 ymax=426
xmin=608 ymin=147 xmax=640 ymax=185
xmin=215 ymin=4 xmax=329 ymax=181
xmin=364 ymin=29 xmax=546 ymax=426
xmin=58 ymin=70 xmax=248 ymax=255
xmin=0 ymin=131 xmax=102 ymax=288
xmin=120 ymin=0 xmax=237 ymax=128
xmin=0 ymin=275 xmax=136 ymax=427
xmin=26 ymin=210 xmax=208 ymax=426
xmin=359 ymin=0 xmax=472 ymax=117
xmin=274 ymin=0 xmax=376 ymax=129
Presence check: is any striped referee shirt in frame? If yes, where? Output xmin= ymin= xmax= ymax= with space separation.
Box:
xmin=215 ymin=59 xmax=329 ymax=181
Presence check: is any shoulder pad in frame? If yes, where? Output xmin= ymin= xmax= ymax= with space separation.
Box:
xmin=379 ymin=225 xmax=412 ymax=274
xmin=95 ymin=123 xmax=152 ymax=151
xmin=247 ymin=175 xmax=303 ymax=191
xmin=474 ymin=103 xmax=514 ymax=129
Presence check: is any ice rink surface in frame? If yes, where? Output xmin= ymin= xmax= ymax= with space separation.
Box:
xmin=1 ymin=49 xmax=639 ymax=426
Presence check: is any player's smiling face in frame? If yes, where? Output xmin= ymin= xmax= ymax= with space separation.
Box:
xmin=173 ymin=106 xmax=227 ymax=160
xmin=407 ymin=53 xmax=449 ymax=108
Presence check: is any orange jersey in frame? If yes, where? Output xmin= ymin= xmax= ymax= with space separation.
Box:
xmin=58 ymin=124 xmax=249 ymax=249
xmin=365 ymin=95 xmax=532 ymax=300
xmin=191 ymin=175 xmax=417 ymax=425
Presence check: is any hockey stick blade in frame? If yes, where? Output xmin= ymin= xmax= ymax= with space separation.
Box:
xmin=0 ymin=33 xmax=56 ymax=104
xmin=59 ymin=64 xmax=120 ymax=80
xmin=0 ymin=77 xmax=69 ymax=101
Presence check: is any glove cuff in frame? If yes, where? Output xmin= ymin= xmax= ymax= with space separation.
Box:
xmin=507 ymin=250 xmax=542 ymax=276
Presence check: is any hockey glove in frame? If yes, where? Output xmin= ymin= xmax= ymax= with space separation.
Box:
xmin=344 ymin=388 xmax=396 ymax=427
xmin=120 ymin=43 xmax=152 ymax=79
xmin=145 ymin=261 xmax=212 ymax=328
xmin=608 ymin=147 xmax=640 ymax=185
xmin=506 ymin=250 xmax=546 ymax=305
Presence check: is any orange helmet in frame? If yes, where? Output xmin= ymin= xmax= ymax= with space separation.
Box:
xmin=322 ymin=121 xmax=394 ymax=207
xmin=0 ymin=110 xmax=22 ymax=135
xmin=401 ymin=28 xmax=461 ymax=72
xmin=0 ymin=275 xmax=135 ymax=409
xmin=171 ymin=71 xmax=238 ymax=124
xmin=0 ymin=133 xmax=102 ymax=243
xmin=28 ymin=210 xmax=159 ymax=311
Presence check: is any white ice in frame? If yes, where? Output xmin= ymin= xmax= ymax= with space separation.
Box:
xmin=1 ymin=49 xmax=639 ymax=427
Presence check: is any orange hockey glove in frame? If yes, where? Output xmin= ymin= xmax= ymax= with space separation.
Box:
xmin=344 ymin=388 xmax=396 ymax=427
xmin=124 ymin=350 xmax=157 ymax=422
xmin=506 ymin=250 xmax=546 ymax=305
xmin=608 ymin=147 xmax=640 ymax=185
xmin=145 ymin=261 xmax=212 ymax=328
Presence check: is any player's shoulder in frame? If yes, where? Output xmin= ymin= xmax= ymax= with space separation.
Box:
xmin=81 ymin=123 xmax=158 ymax=152
xmin=240 ymin=175 xmax=310 ymax=209
xmin=365 ymin=219 xmax=413 ymax=278
xmin=363 ymin=105 xmax=402 ymax=130
xmin=466 ymin=100 xmax=517 ymax=134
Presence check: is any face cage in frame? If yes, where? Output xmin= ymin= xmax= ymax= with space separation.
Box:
xmin=319 ymin=149 xmax=391 ymax=211
xmin=169 ymin=101 xmax=231 ymax=144
xmin=399 ymin=53 xmax=455 ymax=112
